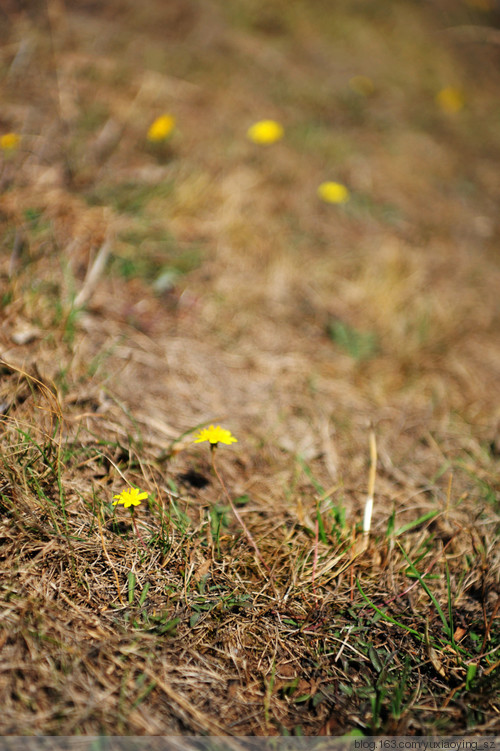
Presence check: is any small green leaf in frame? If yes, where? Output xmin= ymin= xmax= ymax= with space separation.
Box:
xmin=339 ymin=683 xmax=354 ymax=696
xmin=386 ymin=507 xmax=395 ymax=537
xmin=466 ymin=662 xmax=478 ymax=690
xmin=368 ymin=645 xmax=383 ymax=673
xmin=128 ymin=571 xmax=136 ymax=604
xmin=234 ymin=494 xmax=251 ymax=507
xmin=294 ymin=694 xmax=311 ymax=704
xmin=138 ymin=581 xmax=150 ymax=607
xmin=155 ymin=618 xmax=179 ymax=636
xmin=190 ymin=612 xmax=202 ymax=627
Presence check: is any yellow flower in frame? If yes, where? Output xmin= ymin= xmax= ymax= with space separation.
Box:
xmin=436 ymin=87 xmax=464 ymax=114
xmin=317 ymin=181 xmax=350 ymax=204
xmin=247 ymin=119 xmax=284 ymax=145
xmin=349 ymin=75 xmax=374 ymax=96
xmin=0 ymin=133 xmax=21 ymax=151
xmin=113 ymin=487 xmax=148 ymax=508
xmin=147 ymin=114 xmax=176 ymax=142
xmin=193 ymin=425 xmax=238 ymax=446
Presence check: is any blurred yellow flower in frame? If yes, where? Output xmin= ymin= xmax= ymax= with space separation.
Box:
xmin=147 ymin=114 xmax=176 ymax=142
xmin=194 ymin=425 xmax=238 ymax=446
xmin=113 ymin=487 xmax=148 ymax=508
xmin=317 ymin=181 xmax=350 ymax=204
xmin=0 ymin=132 xmax=20 ymax=151
xmin=436 ymin=87 xmax=464 ymax=114
xmin=247 ymin=119 xmax=284 ymax=145
xmin=349 ymin=75 xmax=374 ymax=96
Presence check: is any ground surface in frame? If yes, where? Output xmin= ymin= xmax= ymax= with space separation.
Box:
xmin=0 ymin=0 xmax=499 ymax=737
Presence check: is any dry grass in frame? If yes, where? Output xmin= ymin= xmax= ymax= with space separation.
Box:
xmin=0 ymin=0 xmax=499 ymax=737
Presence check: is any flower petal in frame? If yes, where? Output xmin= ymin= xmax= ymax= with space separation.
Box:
xmin=193 ymin=425 xmax=238 ymax=445
xmin=247 ymin=120 xmax=284 ymax=145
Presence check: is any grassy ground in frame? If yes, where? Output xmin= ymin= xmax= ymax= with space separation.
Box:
xmin=0 ymin=0 xmax=499 ymax=737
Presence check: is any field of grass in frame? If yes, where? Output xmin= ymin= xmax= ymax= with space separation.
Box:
xmin=0 ymin=0 xmax=499 ymax=737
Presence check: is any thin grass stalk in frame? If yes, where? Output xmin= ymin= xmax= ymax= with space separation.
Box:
xmin=210 ymin=446 xmax=271 ymax=575
xmin=312 ymin=510 xmax=319 ymax=592
xmin=97 ymin=507 xmax=125 ymax=606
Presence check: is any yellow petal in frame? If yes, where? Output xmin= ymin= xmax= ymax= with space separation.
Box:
xmin=147 ymin=114 xmax=176 ymax=142
xmin=436 ymin=87 xmax=464 ymax=114
xmin=0 ymin=133 xmax=21 ymax=151
xmin=247 ymin=120 xmax=284 ymax=145
xmin=317 ymin=181 xmax=350 ymax=204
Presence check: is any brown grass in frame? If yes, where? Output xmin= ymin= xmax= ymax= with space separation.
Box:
xmin=0 ymin=0 xmax=499 ymax=737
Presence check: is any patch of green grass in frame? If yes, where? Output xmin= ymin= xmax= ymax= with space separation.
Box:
xmin=209 ymin=503 xmax=230 ymax=555
xmin=354 ymin=540 xmax=495 ymax=731
xmin=147 ymin=613 xmax=180 ymax=637
xmin=167 ymin=497 xmax=191 ymax=536
xmin=328 ymin=499 xmax=347 ymax=542
xmin=22 ymin=207 xmax=51 ymax=234
xmin=327 ymin=319 xmax=379 ymax=361
xmin=188 ymin=589 xmax=251 ymax=628
xmin=111 ymin=227 xmax=202 ymax=286
xmin=363 ymin=647 xmax=416 ymax=733
xmin=86 ymin=180 xmax=174 ymax=214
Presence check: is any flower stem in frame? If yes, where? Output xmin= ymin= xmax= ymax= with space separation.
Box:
xmin=210 ymin=447 xmax=270 ymax=575
xmin=131 ymin=509 xmax=148 ymax=550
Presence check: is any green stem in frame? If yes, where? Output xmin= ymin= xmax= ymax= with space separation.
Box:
xmin=131 ymin=508 xmax=148 ymax=550
xmin=210 ymin=445 xmax=270 ymax=575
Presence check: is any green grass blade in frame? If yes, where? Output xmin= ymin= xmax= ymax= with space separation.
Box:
xmin=445 ymin=559 xmax=455 ymax=648
xmin=128 ymin=571 xmax=136 ymax=605
xmin=356 ymin=579 xmax=424 ymax=642
xmin=397 ymin=542 xmax=450 ymax=637
xmin=138 ymin=581 xmax=150 ymax=607
xmin=394 ymin=510 xmax=439 ymax=537
xmin=316 ymin=507 xmax=327 ymax=544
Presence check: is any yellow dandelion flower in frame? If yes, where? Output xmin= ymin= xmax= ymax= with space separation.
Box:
xmin=317 ymin=181 xmax=350 ymax=204
xmin=194 ymin=425 xmax=238 ymax=446
xmin=247 ymin=119 xmax=284 ymax=145
xmin=0 ymin=132 xmax=21 ymax=151
xmin=349 ymin=75 xmax=374 ymax=96
xmin=436 ymin=87 xmax=464 ymax=114
xmin=147 ymin=114 xmax=176 ymax=142
xmin=113 ymin=487 xmax=148 ymax=508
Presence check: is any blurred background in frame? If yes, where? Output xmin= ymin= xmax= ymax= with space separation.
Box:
xmin=2 ymin=0 xmax=500 ymax=446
